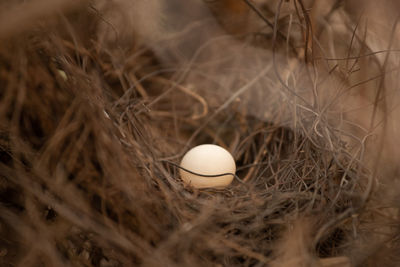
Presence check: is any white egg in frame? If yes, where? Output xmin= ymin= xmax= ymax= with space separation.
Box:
xmin=179 ymin=144 xmax=236 ymax=188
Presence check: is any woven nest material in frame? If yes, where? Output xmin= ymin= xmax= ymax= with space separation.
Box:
xmin=0 ymin=1 xmax=399 ymax=266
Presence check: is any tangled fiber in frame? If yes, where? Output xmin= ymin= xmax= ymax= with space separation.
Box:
xmin=0 ymin=0 xmax=399 ymax=266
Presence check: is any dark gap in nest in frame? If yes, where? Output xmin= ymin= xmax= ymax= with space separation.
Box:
xmin=316 ymin=227 xmax=347 ymax=258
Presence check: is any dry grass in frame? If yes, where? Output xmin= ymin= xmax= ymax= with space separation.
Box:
xmin=0 ymin=0 xmax=399 ymax=266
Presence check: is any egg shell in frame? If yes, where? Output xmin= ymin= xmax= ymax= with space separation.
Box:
xmin=179 ymin=144 xmax=236 ymax=188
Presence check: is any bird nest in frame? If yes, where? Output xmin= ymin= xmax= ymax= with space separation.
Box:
xmin=0 ymin=1 xmax=399 ymax=266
